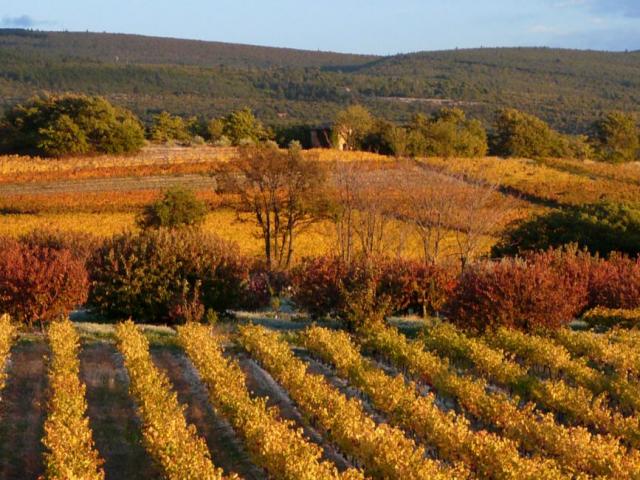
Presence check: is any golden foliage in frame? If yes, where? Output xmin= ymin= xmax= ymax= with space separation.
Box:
xmin=361 ymin=323 xmax=640 ymax=478
xmin=0 ymin=314 xmax=15 ymax=393
xmin=299 ymin=325 xmax=565 ymax=479
xmin=177 ymin=323 xmax=362 ymax=480
xmin=237 ymin=324 xmax=462 ymax=480
xmin=43 ymin=318 xmax=105 ymax=480
xmin=115 ymin=320 xmax=228 ymax=480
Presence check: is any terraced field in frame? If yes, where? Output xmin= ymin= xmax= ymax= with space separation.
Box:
xmin=2 ymin=315 xmax=639 ymax=479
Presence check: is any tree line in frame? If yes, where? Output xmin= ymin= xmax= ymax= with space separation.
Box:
xmin=0 ymin=93 xmax=638 ymax=163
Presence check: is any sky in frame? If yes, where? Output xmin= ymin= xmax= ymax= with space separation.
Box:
xmin=1 ymin=0 xmax=640 ymax=54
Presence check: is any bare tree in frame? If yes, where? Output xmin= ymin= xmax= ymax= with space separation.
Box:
xmin=222 ymin=143 xmax=327 ymax=270
xmin=451 ymin=177 xmax=513 ymax=272
xmin=394 ymin=165 xmax=459 ymax=264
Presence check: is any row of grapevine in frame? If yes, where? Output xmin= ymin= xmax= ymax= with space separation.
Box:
xmin=236 ymin=324 xmax=463 ymax=480
xmin=42 ymin=318 xmax=105 ymax=479
xmin=0 ymin=314 xmax=15 ymax=393
xmin=298 ymin=325 xmax=566 ymax=479
xmin=606 ymin=328 xmax=640 ymax=349
xmin=485 ymin=326 xmax=640 ymax=414
xmin=115 ymin=320 xmax=230 ymax=480
xmin=554 ymin=328 xmax=640 ymax=379
xmin=359 ymin=324 xmax=640 ymax=478
xmin=176 ymin=323 xmax=363 ymax=480
xmin=423 ymin=323 xmax=640 ymax=444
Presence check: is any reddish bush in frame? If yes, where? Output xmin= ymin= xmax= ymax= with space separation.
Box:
xmin=241 ymin=265 xmax=290 ymax=310
xmin=291 ymin=255 xmax=457 ymax=320
xmin=445 ymin=249 xmax=590 ymax=332
xmin=290 ymin=256 xmax=348 ymax=318
xmin=0 ymin=238 xmax=89 ymax=328
xmin=589 ymin=254 xmax=640 ymax=309
xmin=377 ymin=259 xmax=458 ymax=317
xmin=19 ymin=229 xmax=99 ymax=264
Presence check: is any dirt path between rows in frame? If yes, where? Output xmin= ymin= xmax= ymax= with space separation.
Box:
xmin=0 ymin=341 xmax=49 ymax=480
xmin=79 ymin=342 xmax=159 ymax=480
xmin=151 ymin=348 xmax=266 ymax=480
xmin=235 ymin=351 xmax=355 ymax=472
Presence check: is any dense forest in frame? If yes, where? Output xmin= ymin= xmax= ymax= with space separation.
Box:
xmin=1 ymin=29 xmax=639 ymax=133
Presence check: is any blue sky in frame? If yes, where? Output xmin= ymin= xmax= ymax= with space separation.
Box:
xmin=1 ymin=0 xmax=640 ymax=54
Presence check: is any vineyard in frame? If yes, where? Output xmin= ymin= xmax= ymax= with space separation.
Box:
xmin=2 ymin=316 xmax=640 ymax=479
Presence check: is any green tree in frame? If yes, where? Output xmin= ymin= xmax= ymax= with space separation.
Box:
xmin=491 ymin=108 xmax=570 ymax=158
xmin=592 ymin=111 xmax=639 ymax=163
xmin=149 ymin=111 xmax=192 ymax=144
xmin=493 ymin=202 xmax=640 ymax=258
xmin=222 ymin=108 xmax=269 ymax=145
xmin=137 ymin=187 xmax=208 ymax=230
xmin=422 ymin=108 xmax=487 ymax=157
xmin=333 ymin=105 xmax=374 ymax=151
xmin=0 ymin=94 xmax=144 ymax=157
xmin=37 ymin=114 xmax=89 ymax=157
xmin=207 ymin=118 xmax=226 ymax=142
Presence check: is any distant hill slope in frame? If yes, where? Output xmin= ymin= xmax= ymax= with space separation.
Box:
xmin=0 ymin=30 xmax=638 ymax=132
xmin=0 ymin=29 xmax=377 ymax=68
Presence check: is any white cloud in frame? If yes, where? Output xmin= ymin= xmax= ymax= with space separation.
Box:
xmin=0 ymin=15 xmax=39 ymax=27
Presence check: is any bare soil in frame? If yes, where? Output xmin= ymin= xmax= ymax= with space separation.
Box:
xmin=0 ymin=341 xmax=49 ymax=480
xmin=236 ymin=352 xmax=355 ymax=472
xmin=79 ymin=342 xmax=159 ymax=480
xmin=151 ymin=348 xmax=266 ymax=480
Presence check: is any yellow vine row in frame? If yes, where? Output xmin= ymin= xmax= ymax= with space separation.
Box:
xmin=554 ymin=328 xmax=640 ymax=379
xmin=423 ymin=323 xmax=640 ymax=445
xmin=237 ymin=323 xmax=463 ymax=480
xmin=43 ymin=318 xmax=105 ymax=480
xmin=115 ymin=320 xmax=230 ymax=480
xmin=359 ymin=323 xmax=640 ymax=479
xmin=177 ymin=323 xmax=363 ymax=480
xmin=0 ymin=314 xmax=15 ymax=394
xmin=606 ymin=328 xmax=640 ymax=350
xmin=299 ymin=325 xmax=567 ymax=480
xmin=484 ymin=327 xmax=640 ymax=417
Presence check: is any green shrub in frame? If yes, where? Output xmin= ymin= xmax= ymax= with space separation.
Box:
xmin=491 ymin=108 xmax=579 ymax=158
xmin=0 ymin=94 xmax=145 ymax=157
xmin=149 ymin=111 xmax=192 ymax=144
xmin=137 ymin=187 xmax=208 ymax=230
xmin=87 ymin=229 xmax=249 ymax=324
xmin=406 ymin=108 xmax=488 ymax=158
xmin=591 ymin=111 xmax=639 ymax=163
xmin=493 ymin=202 xmax=640 ymax=257
xmin=222 ymin=108 xmax=270 ymax=146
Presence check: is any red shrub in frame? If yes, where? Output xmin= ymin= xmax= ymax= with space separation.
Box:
xmin=242 ymin=265 xmax=290 ymax=310
xmin=291 ymin=255 xmax=457 ymax=319
xmin=589 ymin=254 xmax=640 ymax=309
xmin=19 ymin=229 xmax=99 ymax=264
xmin=377 ymin=258 xmax=458 ymax=316
xmin=290 ymin=256 xmax=348 ymax=318
xmin=0 ymin=238 xmax=89 ymax=328
xmin=446 ymin=249 xmax=590 ymax=332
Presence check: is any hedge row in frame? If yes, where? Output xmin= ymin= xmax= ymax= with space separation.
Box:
xmin=1 ymin=228 xmax=639 ymax=332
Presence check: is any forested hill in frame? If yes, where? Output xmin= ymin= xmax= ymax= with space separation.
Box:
xmin=0 ymin=29 xmax=377 ymax=68
xmin=1 ymin=29 xmax=639 ymax=132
